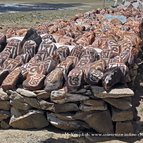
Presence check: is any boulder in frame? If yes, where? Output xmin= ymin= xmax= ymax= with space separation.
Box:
xmin=9 ymin=110 xmax=49 ymax=129
xmin=91 ymin=86 xmax=134 ymax=98
xmin=115 ymin=121 xmax=134 ymax=134
xmin=111 ymin=108 xmax=133 ymax=122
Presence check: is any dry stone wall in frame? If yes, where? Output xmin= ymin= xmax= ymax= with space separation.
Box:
xmin=0 ymin=1 xmax=143 ymax=134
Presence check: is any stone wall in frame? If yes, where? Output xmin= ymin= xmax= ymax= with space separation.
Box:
xmin=0 ymin=1 xmax=143 ymax=134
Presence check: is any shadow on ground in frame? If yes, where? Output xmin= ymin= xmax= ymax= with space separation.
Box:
xmin=0 ymin=3 xmax=84 ymax=13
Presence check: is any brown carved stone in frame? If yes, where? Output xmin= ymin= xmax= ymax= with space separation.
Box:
xmin=2 ymin=68 xmax=22 ymax=90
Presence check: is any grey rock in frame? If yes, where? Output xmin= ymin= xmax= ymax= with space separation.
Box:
xmin=79 ymin=99 xmax=107 ymax=111
xmin=112 ymin=108 xmax=133 ymax=122
xmin=16 ymin=88 xmax=37 ymax=97
xmin=103 ymin=97 xmax=132 ymax=110
xmin=0 ymin=101 xmax=10 ymax=110
xmin=116 ymin=121 xmax=134 ymax=134
xmin=47 ymin=113 xmax=89 ymax=130
xmin=0 ymin=88 xmax=9 ymax=101
xmin=0 ymin=110 xmax=10 ymax=121
xmin=54 ymin=103 xmax=79 ymax=113
xmin=39 ymin=100 xmax=55 ymax=111
xmin=9 ymin=110 xmax=49 ymax=129
xmin=34 ymin=90 xmax=50 ymax=99
xmin=91 ymin=86 xmax=134 ymax=98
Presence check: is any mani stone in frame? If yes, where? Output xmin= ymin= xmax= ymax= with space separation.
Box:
xmin=23 ymin=74 xmax=45 ymax=91
xmin=54 ymin=103 xmax=79 ymax=113
xmin=9 ymin=110 xmax=49 ymax=129
xmin=0 ymin=110 xmax=10 ymax=121
xmin=103 ymin=97 xmax=132 ymax=110
xmin=112 ymin=108 xmax=133 ymax=122
xmin=83 ymin=110 xmax=114 ymax=133
xmin=0 ymin=69 xmax=9 ymax=85
xmin=79 ymin=99 xmax=107 ymax=111
xmin=47 ymin=113 xmax=89 ymax=130
xmin=34 ymin=90 xmax=50 ymax=99
xmin=0 ymin=88 xmax=9 ymax=101
xmin=116 ymin=121 xmax=134 ymax=134
xmin=0 ymin=101 xmax=10 ymax=110
xmin=2 ymin=68 xmax=22 ymax=90
xmin=91 ymin=86 xmax=134 ymax=98
xmin=16 ymin=88 xmax=37 ymax=97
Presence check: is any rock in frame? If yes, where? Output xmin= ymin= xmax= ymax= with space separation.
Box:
xmin=23 ymin=74 xmax=45 ymax=91
xmin=24 ymin=97 xmax=40 ymax=109
xmin=91 ymin=86 xmax=134 ymax=98
xmin=112 ymin=108 xmax=133 ymax=121
xmin=54 ymin=103 xmax=79 ymax=113
xmin=47 ymin=113 xmax=89 ymax=130
xmin=0 ymin=34 xmax=7 ymax=52
xmin=44 ymin=68 xmax=64 ymax=92
xmin=0 ymin=120 xmax=10 ymax=129
xmin=0 ymin=101 xmax=10 ymax=110
xmin=16 ymin=88 xmax=37 ymax=97
xmin=0 ymin=110 xmax=10 ymax=121
xmin=9 ymin=110 xmax=49 ymax=129
xmin=103 ymin=97 xmax=132 ymax=110
xmin=54 ymin=113 xmax=75 ymax=121
xmin=11 ymin=107 xmax=23 ymax=117
xmin=39 ymin=100 xmax=55 ymax=111
xmin=83 ymin=110 xmax=114 ymax=133
xmin=79 ymin=99 xmax=107 ymax=111
xmin=115 ymin=121 xmax=134 ymax=134
xmin=0 ymin=69 xmax=9 ymax=85
xmin=0 ymin=88 xmax=9 ymax=100
xmin=34 ymin=90 xmax=50 ymax=99
xmin=2 ymin=68 xmax=22 ymax=90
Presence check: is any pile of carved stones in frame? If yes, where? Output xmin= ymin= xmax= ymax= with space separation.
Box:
xmin=0 ymin=2 xmax=143 ymax=134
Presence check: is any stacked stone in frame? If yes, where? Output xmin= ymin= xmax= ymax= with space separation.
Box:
xmin=0 ymin=1 xmax=143 ymax=134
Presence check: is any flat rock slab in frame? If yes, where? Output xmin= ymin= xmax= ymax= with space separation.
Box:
xmin=0 ymin=110 xmax=10 ymax=121
xmin=83 ymin=110 xmax=114 ymax=133
xmin=112 ymin=108 xmax=133 ymax=122
xmin=47 ymin=113 xmax=89 ymax=130
xmin=79 ymin=99 xmax=107 ymax=111
xmin=0 ymin=88 xmax=9 ymax=100
xmin=9 ymin=110 xmax=49 ymax=129
xmin=0 ymin=101 xmax=10 ymax=110
xmin=39 ymin=100 xmax=55 ymax=111
xmin=116 ymin=121 xmax=134 ymax=134
xmin=34 ymin=90 xmax=50 ymax=99
xmin=16 ymin=88 xmax=37 ymax=97
xmin=91 ymin=86 xmax=134 ymax=98
xmin=103 ymin=97 xmax=132 ymax=110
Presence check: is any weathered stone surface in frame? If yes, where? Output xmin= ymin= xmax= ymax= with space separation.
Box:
xmin=16 ymin=88 xmax=37 ymax=97
xmin=79 ymin=99 xmax=107 ymax=111
xmin=54 ymin=113 xmax=75 ymax=121
xmin=47 ymin=113 xmax=89 ymax=130
xmin=116 ymin=121 xmax=134 ymax=134
xmin=91 ymin=86 xmax=134 ymax=98
xmin=83 ymin=110 xmax=114 ymax=133
xmin=0 ymin=69 xmax=9 ymax=85
xmin=0 ymin=88 xmax=9 ymax=101
xmin=51 ymin=89 xmax=89 ymax=104
xmin=0 ymin=101 xmax=10 ymax=110
xmin=2 ymin=68 xmax=22 ymax=90
xmin=0 ymin=120 xmax=10 ymax=129
xmin=44 ymin=68 xmax=64 ymax=92
xmin=103 ymin=97 xmax=132 ymax=110
xmin=112 ymin=108 xmax=133 ymax=121
xmin=23 ymin=74 xmax=45 ymax=91
xmin=11 ymin=107 xmax=23 ymax=117
xmin=10 ymin=110 xmax=49 ymax=129
xmin=34 ymin=90 xmax=50 ymax=99
xmin=0 ymin=110 xmax=10 ymax=121
xmin=54 ymin=103 xmax=79 ymax=113
xmin=39 ymin=100 xmax=55 ymax=111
